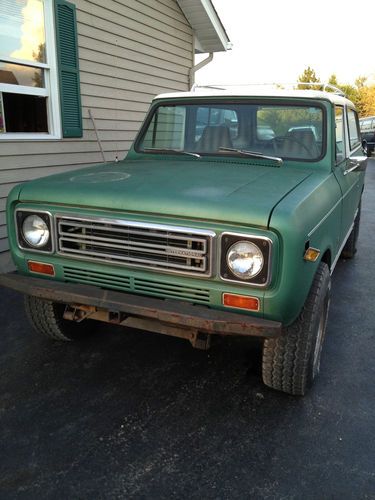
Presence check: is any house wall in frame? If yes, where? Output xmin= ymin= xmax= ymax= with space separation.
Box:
xmin=0 ymin=0 xmax=193 ymax=267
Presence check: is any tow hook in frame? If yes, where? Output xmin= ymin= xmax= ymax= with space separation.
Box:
xmin=63 ymin=304 xmax=97 ymax=322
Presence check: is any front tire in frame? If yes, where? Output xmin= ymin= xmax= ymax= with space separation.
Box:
xmin=25 ymin=295 xmax=95 ymax=341
xmin=262 ymin=262 xmax=331 ymax=396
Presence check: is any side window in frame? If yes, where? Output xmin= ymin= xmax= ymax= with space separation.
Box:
xmin=347 ymin=108 xmax=360 ymax=150
xmin=335 ymin=106 xmax=345 ymax=162
xmin=0 ymin=0 xmax=82 ymax=139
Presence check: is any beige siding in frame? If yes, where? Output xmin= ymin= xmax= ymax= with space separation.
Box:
xmin=0 ymin=0 xmax=193 ymax=256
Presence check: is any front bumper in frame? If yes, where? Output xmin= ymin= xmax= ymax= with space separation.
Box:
xmin=0 ymin=272 xmax=282 ymax=339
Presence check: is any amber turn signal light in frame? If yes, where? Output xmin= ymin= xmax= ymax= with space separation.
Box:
xmin=27 ymin=261 xmax=55 ymax=276
xmin=304 ymin=247 xmax=320 ymax=262
xmin=222 ymin=293 xmax=260 ymax=311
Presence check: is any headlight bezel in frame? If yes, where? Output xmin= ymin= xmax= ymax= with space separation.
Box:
xmin=220 ymin=232 xmax=272 ymax=287
xmin=15 ymin=209 xmax=54 ymax=254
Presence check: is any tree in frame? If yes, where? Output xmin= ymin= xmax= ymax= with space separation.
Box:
xmin=358 ymin=85 xmax=375 ymax=116
xmin=297 ymin=66 xmax=320 ymax=90
xmin=295 ymin=71 xmax=375 ymax=117
xmin=32 ymin=43 xmax=45 ymax=88
xmin=355 ymin=76 xmax=367 ymax=89
xmin=339 ymin=84 xmax=360 ymax=107
xmin=328 ymin=74 xmax=338 ymax=87
xmin=321 ymin=74 xmax=360 ymax=112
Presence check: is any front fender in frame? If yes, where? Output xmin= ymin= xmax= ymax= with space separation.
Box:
xmin=264 ymin=172 xmax=341 ymax=325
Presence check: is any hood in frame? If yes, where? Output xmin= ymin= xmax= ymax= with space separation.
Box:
xmin=18 ymin=159 xmax=312 ymax=227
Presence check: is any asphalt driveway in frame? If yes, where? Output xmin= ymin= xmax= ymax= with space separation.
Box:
xmin=0 ymin=160 xmax=374 ymax=499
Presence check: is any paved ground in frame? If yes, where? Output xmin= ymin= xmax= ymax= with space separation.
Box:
xmin=0 ymin=160 xmax=374 ymax=500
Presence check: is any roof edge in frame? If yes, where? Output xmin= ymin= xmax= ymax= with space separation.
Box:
xmin=176 ymin=0 xmax=232 ymax=53
xmin=153 ymin=87 xmax=354 ymax=106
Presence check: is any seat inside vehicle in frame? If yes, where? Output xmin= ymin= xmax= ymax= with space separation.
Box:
xmin=196 ymin=125 xmax=233 ymax=153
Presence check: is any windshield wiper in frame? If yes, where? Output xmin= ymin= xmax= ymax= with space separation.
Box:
xmin=144 ymin=148 xmax=201 ymax=158
xmin=219 ymin=147 xmax=283 ymax=165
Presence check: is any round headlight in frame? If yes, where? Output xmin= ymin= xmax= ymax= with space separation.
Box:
xmin=227 ymin=241 xmax=264 ymax=279
xmin=22 ymin=215 xmax=50 ymax=248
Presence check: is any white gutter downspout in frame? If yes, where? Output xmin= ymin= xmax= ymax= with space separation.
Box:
xmin=189 ymin=52 xmax=214 ymax=89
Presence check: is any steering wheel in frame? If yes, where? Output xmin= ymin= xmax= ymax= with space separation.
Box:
xmin=276 ymin=136 xmax=315 ymax=158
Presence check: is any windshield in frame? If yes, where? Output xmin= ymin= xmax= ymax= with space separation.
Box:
xmin=137 ymin=101 xmax=325 ymax=161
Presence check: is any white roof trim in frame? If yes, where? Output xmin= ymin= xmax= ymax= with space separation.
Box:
xmin=176 ymin=0 xmax=232 ymax=53
xmin=153 ymin=88 xmax=353 ymax=106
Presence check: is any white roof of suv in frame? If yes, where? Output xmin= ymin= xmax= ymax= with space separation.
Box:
xmin=155 ymin=87 xmax=353 ymax=107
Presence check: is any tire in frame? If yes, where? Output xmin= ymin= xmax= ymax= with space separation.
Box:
xmin=362 ymin=141 xmax=370 ymax=157
xmin=341 ymin=202 xmax=361 ymax=259
xmin=262 ymin=262 xmax=331 ymax=396
xmin=363 ymin=141 xmax=373 ymax=157
xmin=24 ymin=295 xmax=95 ymax=341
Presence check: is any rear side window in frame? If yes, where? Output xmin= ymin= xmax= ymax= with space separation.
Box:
xmin=347 ymin=109 xmax=360 ymax=150
xmin=335 ymin=106 xmax=345 ymax=163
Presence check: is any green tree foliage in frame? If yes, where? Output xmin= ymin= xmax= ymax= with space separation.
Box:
xmin=297 ymin=66 xmax=320 ymax=89
xmin=327 ymin=73 xmax=373 ymax=116
xmin=297 ymin=68 xmax=375 ymax=117
xmin=328 ymin=74 xmax=339 ymax=87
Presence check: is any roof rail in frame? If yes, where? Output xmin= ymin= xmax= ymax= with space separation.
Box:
xmin=292 ymin=82 xmax=346 ymax=96
xmin=192 ymin=82 xmax=347 ymax=97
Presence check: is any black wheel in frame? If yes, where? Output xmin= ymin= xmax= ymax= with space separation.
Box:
xmin=341 ymin=202 xmax=361 ymax=259
xmin=362 ymin=141 xmax=369 ymax=157
xmin=262 ymin=262 xmax=331 ymax=396
xmin=362 ymin=141 xmax=372 ymax=157
xmin=25 ymin=295 xmax=96 ymax=341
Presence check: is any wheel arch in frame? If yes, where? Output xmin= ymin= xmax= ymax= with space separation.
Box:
xmin=320 ymin=248 xmax=332 ymax=272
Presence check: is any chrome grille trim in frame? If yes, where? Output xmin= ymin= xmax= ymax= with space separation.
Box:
xmin=62 ymin=266 xmax=211 ymax=303
xmin=56 ymin=215 xmax=215 ymax=277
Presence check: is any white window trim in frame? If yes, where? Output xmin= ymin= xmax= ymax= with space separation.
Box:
xmin=0 ymin=0 xmax=61 ymax=140
xmin=0 ymin=56 xmax=49 ymax=69
xmin=0 ymin=83 xmax=48 ymax=96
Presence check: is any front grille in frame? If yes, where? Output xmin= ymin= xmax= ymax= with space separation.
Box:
xmin=56 ymin=215 xmax=214 ymax=276
xmin=63 ymin=267 xmax=211 ymax=304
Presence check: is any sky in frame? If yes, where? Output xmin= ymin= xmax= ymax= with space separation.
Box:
xmin=1 ymin=0 xmax=45 ymax=62
xmin=196 ymin=0 xmax=375 ymax=87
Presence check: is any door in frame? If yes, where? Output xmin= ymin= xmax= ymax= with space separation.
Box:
xmin=333 ymin=106 xmax=365 ymax=245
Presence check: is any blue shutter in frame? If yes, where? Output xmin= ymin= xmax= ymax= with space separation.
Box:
xmin=54 ymin=0 xmax=83 ymax=138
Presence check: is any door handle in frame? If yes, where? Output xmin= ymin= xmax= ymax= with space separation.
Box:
xmin=344 ymin=157 xmax=367 ymax=175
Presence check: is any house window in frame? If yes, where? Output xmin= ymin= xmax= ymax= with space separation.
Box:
xmin=0 ymin=0 xmax=77 ymax=139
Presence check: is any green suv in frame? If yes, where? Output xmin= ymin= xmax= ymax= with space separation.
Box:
xmin=0 ymin=87 xmax=367 ymax=395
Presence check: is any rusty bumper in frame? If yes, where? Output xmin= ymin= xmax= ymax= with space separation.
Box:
xmin=0 ymin=272 xmax=282 ymax=338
